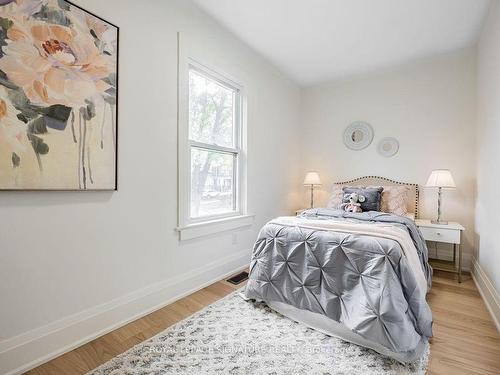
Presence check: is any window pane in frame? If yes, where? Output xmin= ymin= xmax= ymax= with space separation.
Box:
xmin=190 ymin=147 xmax=235 ymax=218
xmin=189 ymin=69 xmax=235 ymax=148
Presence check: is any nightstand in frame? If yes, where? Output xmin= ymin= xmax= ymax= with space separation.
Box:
xmin=415 ymin=219 xmax=465 ymax=282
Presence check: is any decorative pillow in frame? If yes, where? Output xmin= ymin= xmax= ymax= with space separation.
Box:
xmin=378 ymin=185 xmax=410 ymax=216
xmin=327 ymin=185 xmax=360 ymax=209
xmin=326 ymin=184 xmax=345 ymax=209
xmin=342 ymin=187 xmax=383 ymax=212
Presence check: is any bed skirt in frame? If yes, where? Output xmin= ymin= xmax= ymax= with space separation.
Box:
xmin=267 ymin=299 xmax=428 ymax=363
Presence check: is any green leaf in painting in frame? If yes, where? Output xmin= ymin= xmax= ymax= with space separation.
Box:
xmin=16 ymin=113 xmax=29 ymax=123
xmin=5 ymin=83 xmax=40 ymax=120
xmin=3 ymin=82 xmax=72 ymax=127
xmin=82 ymin=100 xmax=96 ymax=121
xmin=0 ymin=17 xmax=13 ymax=31
xmin=103 ymin=90 xmax=116 ymax=106
xmin=32 ymin=4 xmax=71 ymax=27
xmin=28 ymin=134 xmax=49 ymax=155
xmin=104 ymin=97 xmax=116 ymax=106
xmin=0 ymin=70 xmax=20 ymax=91
xmin=0 ymin=18 xmax=12 ymax=58
xmin=11 ymin=152 xmax=20 ymax=168
xmin=103 ymin=73 xmax=117 ymax=88
xmin=39 ymin=105 xmax=72 ymax=122
xmin=28 ymin=117 xmax=48 ymax=135
xmin=57 ymin=0 xmax=70 ymax=11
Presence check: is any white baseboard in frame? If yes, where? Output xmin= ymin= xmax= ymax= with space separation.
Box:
xmin=471 ymin=257 xmax=500 ymax=332
xmin=0 ymin=249 xmax=251 ymax=375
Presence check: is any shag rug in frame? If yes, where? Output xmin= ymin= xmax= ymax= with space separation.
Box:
xmin=88 ymin=291 xmax=429 ymax=375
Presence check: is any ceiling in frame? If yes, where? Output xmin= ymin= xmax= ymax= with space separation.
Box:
xmin=192 ymin=0 xmax=491 ymax=86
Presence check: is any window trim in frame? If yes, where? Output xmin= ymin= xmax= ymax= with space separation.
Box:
xmin=176 ymin=214 xmax=254 ymax=241
xmin=177 ymin=54 xmax=248 ymax=238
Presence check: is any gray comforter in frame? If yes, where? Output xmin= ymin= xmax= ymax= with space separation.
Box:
xmin=244 ymin=208 xmax=433 ymax=358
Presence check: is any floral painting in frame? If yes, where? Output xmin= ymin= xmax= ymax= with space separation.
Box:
xmin=0 ymin=0 xmax=118 ymax=190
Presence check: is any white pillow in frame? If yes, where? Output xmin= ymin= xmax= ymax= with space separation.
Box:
xmin=326 ymin=184 xmax=345 ymax=209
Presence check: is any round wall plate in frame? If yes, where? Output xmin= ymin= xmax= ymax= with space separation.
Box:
xmin=343 ymin=121 xmax=374 ymax=150
xmin=377 ymin=137 xmax=399 ymax=157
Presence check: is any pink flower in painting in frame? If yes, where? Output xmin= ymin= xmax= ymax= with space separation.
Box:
xmin=0 ymin=13 xmax=115 ymax=107
xmin=0 ymin=0 xmax=43 ymax=17
xmin=0 ymin=87 xmax=27 ymax=154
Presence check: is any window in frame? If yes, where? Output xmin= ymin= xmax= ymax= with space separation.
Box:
xmin=184 ymin=63 xmax=244 ymax=224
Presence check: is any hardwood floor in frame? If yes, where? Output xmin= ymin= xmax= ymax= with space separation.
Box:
xmin=426 ymin=271 xmax=500 ymax=375
xmin=27 ymin=270 xmax=500 ymax=375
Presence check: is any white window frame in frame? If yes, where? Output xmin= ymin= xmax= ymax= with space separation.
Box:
xmin=187 ymin=63 xmax=242 ymax=223
xmin=177 ymin=54 xmax=251 ymax=240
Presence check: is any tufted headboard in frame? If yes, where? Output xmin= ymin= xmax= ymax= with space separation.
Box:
xmin=333 ymin=176 xmax=419 ymax=218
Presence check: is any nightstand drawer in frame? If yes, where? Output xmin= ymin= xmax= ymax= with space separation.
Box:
xmin=419 ymin=226 xmax=460 ymax=244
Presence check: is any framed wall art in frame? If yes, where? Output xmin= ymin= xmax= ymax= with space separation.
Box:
xmin=0 ymin=0 xmax=118 ymax=190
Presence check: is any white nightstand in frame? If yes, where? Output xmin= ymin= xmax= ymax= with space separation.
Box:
xmin=415 ymin=219 xmax=465 ymax=282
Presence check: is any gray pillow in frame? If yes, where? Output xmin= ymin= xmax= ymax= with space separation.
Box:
xmin=342 ymin=187 xmax=384 ymax=212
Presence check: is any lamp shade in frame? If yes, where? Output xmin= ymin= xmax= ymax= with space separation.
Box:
xmin=426 ymin=169 xmax=456 ymax=188
xmin=303 ymin=171 xmax=322 ymax=186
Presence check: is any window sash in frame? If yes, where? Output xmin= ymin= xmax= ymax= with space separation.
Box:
xmin=189 ymin=145 xmax=239 ymax=222
xmin=188 ymin=64 xmax=241 ymax=150
xmin=186 ymin=63 xmax=242 ymax=224
xmin=189 ymin=64 xmax=240 ymax=99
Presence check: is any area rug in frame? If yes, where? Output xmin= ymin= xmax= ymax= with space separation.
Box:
xmin=88 ymin=290 xmax=429 ymax=375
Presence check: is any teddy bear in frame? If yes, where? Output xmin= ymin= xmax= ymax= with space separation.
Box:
xmin=340 ymin=192 xmax=366 ymax=213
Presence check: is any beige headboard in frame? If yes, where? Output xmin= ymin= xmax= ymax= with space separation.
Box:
xmin=333 ymin=176 xmax=419 ymax=218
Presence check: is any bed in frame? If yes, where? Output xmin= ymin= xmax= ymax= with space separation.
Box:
xmin=243 ymin=176 xmax=433 ymax=363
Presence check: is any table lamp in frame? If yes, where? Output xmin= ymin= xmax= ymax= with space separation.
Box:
xmin=303 ymin=171 xmax=322 ymax=208
xmin=425 ymin=169 xmax=456 ymax=225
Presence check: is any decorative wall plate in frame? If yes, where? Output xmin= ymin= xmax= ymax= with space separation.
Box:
xmin=343 ymin=122 xmax=374 ymax=150
xmin=377 ymin=137 xmax=399 ymax=157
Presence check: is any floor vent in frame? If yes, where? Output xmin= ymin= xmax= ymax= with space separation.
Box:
xmin=226 ymin=271 xmax=249 ymax=285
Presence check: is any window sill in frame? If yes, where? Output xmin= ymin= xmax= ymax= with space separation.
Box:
xmin=176 ymin=214 xmax=255 ymax=241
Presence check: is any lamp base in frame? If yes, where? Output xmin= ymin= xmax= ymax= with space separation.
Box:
xmin=431 ymin=220 xmax=448 ymax=225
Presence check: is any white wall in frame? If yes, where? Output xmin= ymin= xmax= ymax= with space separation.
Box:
xmin=477 ymin=1 xmax=500 ymax=292
xmin=0 ymin=0 xmax=301 ymax=373
xmin=0 ymin=1 xmax=496 ymax=372
xmin=299 ymin=48 xmax=477 ymax=265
